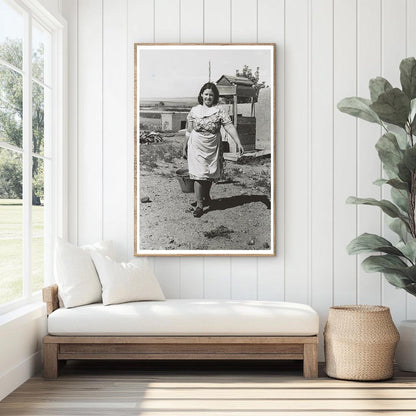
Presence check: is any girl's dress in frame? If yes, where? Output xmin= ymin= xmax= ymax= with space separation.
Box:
xmin=187 ymin=104 xmax=232 ymax=180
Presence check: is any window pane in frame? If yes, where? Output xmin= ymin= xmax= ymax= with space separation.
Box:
xmin=32 ymin=156 xmax=43 ymax=293
xmin=32 ymin=81 xmax=45 ymax=155
xmin=0 ymin=65 xmax=23 ymax=148
xmin=0 ymin=0 xmax=24 ymax=70
xmin=32 ymin=20 xmax=51 ymax=85
xmin=0 ymin=147 xmax=23 ymax=305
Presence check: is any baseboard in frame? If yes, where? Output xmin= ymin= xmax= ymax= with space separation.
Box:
xmin=0 ymin=351 xmax=42 ymax=401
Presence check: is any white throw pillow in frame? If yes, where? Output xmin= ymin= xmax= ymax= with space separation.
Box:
xmin=54 ymin=239 xmax=114 ymax=308
xmin=90 ymin=252 xmax=165 ymax=306
xmin=81 ymin=240 xmax=115 ymax=259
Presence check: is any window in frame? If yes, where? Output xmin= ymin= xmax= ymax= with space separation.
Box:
xmin=0 ymin=0 xmax=66 ymax=312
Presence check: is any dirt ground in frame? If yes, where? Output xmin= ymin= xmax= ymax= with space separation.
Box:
xmin=138 ymin=133 xmax=272 ymax=252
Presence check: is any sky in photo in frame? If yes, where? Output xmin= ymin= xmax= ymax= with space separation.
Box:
xmin=138 ymin=46 xmax=273 ymax=99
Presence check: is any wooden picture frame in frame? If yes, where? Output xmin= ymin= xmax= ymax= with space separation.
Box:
xmin=134 ymin=44 xmax=276 ymax=256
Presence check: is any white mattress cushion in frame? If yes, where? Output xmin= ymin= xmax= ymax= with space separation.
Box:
xmin=48 ymin=299 xmax=319 ymax=336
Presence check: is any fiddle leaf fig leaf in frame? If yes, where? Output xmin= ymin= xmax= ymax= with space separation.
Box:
xmin=362 ymin=254 xmax=408 ymax=272
xmin=361 ymin=255 xmax=416 ymax=287
xmin=404 ymin=283 xmax=416 ymax=296
xmin=384 ymin=166 xmax=400 ymax=180
xmin=400 ymin=57 xmax=416 ymax=100
xmin=370 ymin=88 xmax=410 ymax=127
xmin=391 ymin=187 xmax=410 ymax=214
xmin=346 ymin=196 xmax=406 ymax=219
xmin=373 ymin=178 xmax=388 ymax=186
xmin=372 ymin=178 xmax=409 ymax=192
xmin=387 ymin=179 xmax=410 ymax=191
xmin=394 ymin=130 xmax=409 ymax=150
xmin=337 ymin=97 xmax=382 ymax=125
xmin=383 ymin=271 xmax=412 ymax=288
xmin=403 ymin=146 xmax=416 ymax=172
xmin=410 ymin=98 xmax=416 ymax=124
xmin=411 ymin=98 xmax=416 ymax=134
xmin=398 ymin=161 xmax=412 ymax=185
xmin=403 ymin=265 xmax=416 ymax=282
xmin=347 ymin=233 xmax=403 ymax=256
xmin=412 ymin=113 xmax=416 ymax=133
xmin=389 ymin=218 xmax=410 ymax=241
xmin=411 ymin=99 xmax=416 ymax=133
xmin=397 ymin=240 xmax=416 ymax=264
xmin=369 ymin=77 xmax=393 ymax=102
xmin=375 ymin=132 xmax=404 ymax=173
xmin=407 ymin=246 xmax=416 ymax=264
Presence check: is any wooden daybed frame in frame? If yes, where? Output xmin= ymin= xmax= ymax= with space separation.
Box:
xmin=42 ymin=285 xmax=319 ymax=379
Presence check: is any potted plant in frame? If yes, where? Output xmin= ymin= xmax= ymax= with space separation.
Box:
xmin=337 ymin=57 xmax=416 ymax=371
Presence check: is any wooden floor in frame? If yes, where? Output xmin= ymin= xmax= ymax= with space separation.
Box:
xmin=1 ymin=360 xmax=416 ymax=415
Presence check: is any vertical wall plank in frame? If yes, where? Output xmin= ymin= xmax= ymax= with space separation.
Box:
xmin=179 ymin=0 xmax=205 ymax=298
xmin=310 ymin=0 xmax=333 ymax=359
xmin=77 ymin=0 xmax=103 ymax=245
xmin=407 ymin=0 xmax=416 ymax=57
xmin=127 ymin=0 xmax=154 ymax=261
xmin=356 ymin=0 xmax=382 ymax=305
xmin=333 ymin=0 xmax=357 ymax=305
xmin=284 ymin=0 xmax=309 ymax=303
xmin=152 ymin=0 xmax=181 ymax=297
xmin=382 ymin=0 xmax=406 ymax=89
xmin=204 ymin=257 xmax=231 ymax=298
xmin=204 ymin=0 xmax=231 ymax=42
xmin=180 ymin=0 xmax=203 ymax=43
xmin=154 ymin=259 xmax=181 ymax=298
xmin=61 ymin=0 xmax=77 ymax=245
xmin=155 ymin=0 xmax=180 ymax=43
xmin=203 ymin=0 xmax=232 ymax=297
xmin=127 ymin=0 xmax=154 ymax=44
xmin=230 ymin=0 xmax=257 ymax=42
xmin=103 ymin=0 xmax=128 ymax=260
xmin=381 ymin=0 xmax=407 ymax=322
xmin=231 ymin=258 xmax=258 ymax=299
xmin=407 ymin=0 xmax=416 ymax=319
xmin=257 ymin=0 xmax=285 ymax=301
xmin=180 ymin=258 xmax=204 ymax=298
xmin=229 ymin=0 xmax=258 ymax=300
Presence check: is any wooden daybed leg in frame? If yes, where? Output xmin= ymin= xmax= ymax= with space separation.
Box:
xmin=44 ymin=343 xmax=59 ymax=379
xmin=303 ymin=342 xmax=318 ymax=379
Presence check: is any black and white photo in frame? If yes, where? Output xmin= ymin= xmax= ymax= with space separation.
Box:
xmin=134 ymin=44 xmax=275 ymax=256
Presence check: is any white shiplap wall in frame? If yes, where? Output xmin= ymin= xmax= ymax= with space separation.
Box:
xmin=61 ymin=0 xmax=416 ymax=357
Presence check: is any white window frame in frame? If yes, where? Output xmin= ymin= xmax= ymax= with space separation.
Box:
xmin=0 ymin=0 xmax=67 ymax=315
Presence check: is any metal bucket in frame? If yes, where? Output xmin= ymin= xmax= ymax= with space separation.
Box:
xmin=175 ymin=168 xmax=194 ymax=193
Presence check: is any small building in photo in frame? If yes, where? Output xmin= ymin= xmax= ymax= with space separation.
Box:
xmin=216 ymin=75 xmax=258 ymax=152
xmin=140 ymin=110 xmax=188 ymax=132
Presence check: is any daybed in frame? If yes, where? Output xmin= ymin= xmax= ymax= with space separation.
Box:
xmin=42 ymin=284 xmax=319 ymax=379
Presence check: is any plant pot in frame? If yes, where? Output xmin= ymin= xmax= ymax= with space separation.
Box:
xmin=324 ymin=305 xmax=400 ymax=381
xmin=395 ymin=320 xmax=416 ymax=372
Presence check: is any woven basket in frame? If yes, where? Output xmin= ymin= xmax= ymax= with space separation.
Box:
xmin=324 ymin=305 xmax=399 ymax=381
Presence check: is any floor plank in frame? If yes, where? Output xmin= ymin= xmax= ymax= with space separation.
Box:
xmin=1 ymin=361 xmax=416 ymax=415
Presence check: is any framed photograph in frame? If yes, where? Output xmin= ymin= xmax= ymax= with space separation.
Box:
xmin=134 ymin=44 xmax=275 ymax=256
